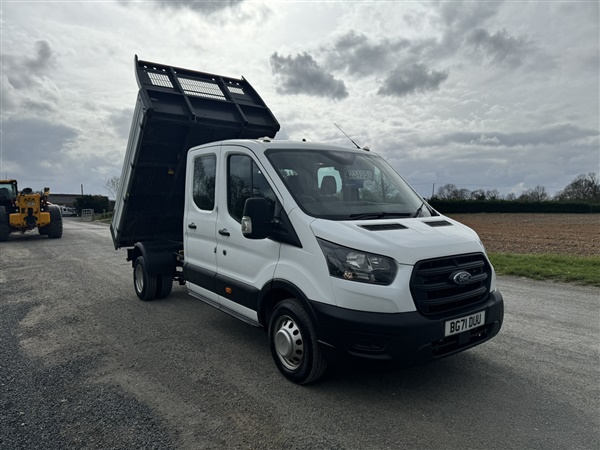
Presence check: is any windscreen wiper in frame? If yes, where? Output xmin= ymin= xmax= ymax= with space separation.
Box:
xmin=413 ymin=201 xmax=438 ymax=217
xmin=413 ymin=202 xmax=425 ymax=218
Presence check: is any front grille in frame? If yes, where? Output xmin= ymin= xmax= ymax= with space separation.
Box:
xmin=410 ymin=253 xmax=491 ymax=316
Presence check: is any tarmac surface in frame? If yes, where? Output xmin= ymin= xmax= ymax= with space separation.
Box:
xmin=1 ymin=218 xmax=598 ymax=449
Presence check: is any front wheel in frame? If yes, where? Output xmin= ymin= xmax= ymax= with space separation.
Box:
xmin=46 ymin=205 xmax=63 ymax=239
xmin=133 ymin=256 xmax=157 ymax=301
xmin=268 ymin=299 xmax=327 ymax=384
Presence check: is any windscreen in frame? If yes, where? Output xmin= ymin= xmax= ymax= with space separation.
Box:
xmin=266 ymin=149 xmax=432 ymax=220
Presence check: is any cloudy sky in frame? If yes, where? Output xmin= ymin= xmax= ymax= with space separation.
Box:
xmin=1 ymin=0 xmax=599 ymax=199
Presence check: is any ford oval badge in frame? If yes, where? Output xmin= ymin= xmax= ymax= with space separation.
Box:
xmin=452 ymin=271 xmax=472 ymax=285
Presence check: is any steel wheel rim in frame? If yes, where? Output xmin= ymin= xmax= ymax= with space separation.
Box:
xmin=274 ymin=315 xmax=304 ymax=371
xmin=134 ymin=264 xmax=144 ymax=293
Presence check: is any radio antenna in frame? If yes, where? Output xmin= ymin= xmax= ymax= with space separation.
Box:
xmin=334 ymin=123 xmax=361 ymax=149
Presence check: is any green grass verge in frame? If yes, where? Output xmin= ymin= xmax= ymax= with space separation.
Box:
xmin=488 ymin=253 xmax=600 ymax=287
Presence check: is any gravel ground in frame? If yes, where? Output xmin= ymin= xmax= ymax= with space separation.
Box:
xmin=1 ymin=218 xmax=598 ymax=449
xmin=0 ymin=222 xmax=176 ymax=449
xmin=0 ymin=300 xmax=175 ymax=450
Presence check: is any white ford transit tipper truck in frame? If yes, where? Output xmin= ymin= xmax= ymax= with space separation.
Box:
xmin=112 ymin=57 xmax=504 ymax=384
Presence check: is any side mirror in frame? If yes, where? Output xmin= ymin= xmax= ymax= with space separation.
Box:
xmin=241 ymin=197 xmax=273 ymax=239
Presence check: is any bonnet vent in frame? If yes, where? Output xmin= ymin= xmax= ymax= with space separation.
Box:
xmin=424 ymin=220 xmax=452 ymax=227
xmin=359 ymin=223 xmax=408 ymax=231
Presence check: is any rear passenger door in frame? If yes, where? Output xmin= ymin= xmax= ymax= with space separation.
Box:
xmin=214 ymin=145 xmax=281 ymax=322
xmin=184 ymin=148 xmax=219 ymax=307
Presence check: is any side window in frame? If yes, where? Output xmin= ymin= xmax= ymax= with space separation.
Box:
xmin=228 ymin=154 xmax=276 ymax=222
xmin=193 ymin=154 xmax=216 ymax=210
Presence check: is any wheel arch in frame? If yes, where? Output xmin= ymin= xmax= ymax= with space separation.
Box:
xmin=257 ymin=279 xmax=321 ymax=332
xmin=127 ymin=244 xmax=144 ymax=268
xmin=127 ymin=241 xmax=179 ymax=275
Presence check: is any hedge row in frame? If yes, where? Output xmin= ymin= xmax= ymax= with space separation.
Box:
xmin=73 ymin=195 xmax=111 ymax=214
xmin=428 ymin=200 xmax=600 ymax=214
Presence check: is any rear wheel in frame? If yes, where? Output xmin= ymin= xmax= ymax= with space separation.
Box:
xmin=46 ymin=205 xmax=63 ymax=239
xmin=155 ymin=273 xmax=173 ymax=299
xmin=0 ymin=206 xmax=10 ymax=242
xmin=133 ymin=256 xmax=157 ymax=301
xmin=268 ymin=299 xmax=327 ymax=384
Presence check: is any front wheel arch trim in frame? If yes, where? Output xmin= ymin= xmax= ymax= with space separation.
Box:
xmin=257 ymin=279 xmax=321 ymax=334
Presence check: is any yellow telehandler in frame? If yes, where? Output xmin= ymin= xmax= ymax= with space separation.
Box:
xmin=0 ymin=179 xmax=63 ymax=241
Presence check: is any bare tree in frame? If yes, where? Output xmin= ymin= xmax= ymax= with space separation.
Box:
xmin=519 ymin=185 xmax=548 ymax=202
xmin=485 ymin=189 xmax=501 ymax=200
xmin=436 ymin=184 xmax=471 ymax=200
xmin=556 ymin=172 xmax=600 ymax=202
xmin=470 ymin=189 xmax=486 ymax=201
xmin=105 ymin=176 xmax=120 ymax=200
xmin=435 ymin=184 xmax=456 ymax=199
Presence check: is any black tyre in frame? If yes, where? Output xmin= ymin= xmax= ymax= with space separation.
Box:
xmin=0 ymin=206 xmax=10 ymax=242
xmin=268 ymin=299 xmax=327 ymax=384
xmin=46 ymin=205 xmax=63 ymax=239
xmin=133 ymin=256 xmax=157 ymax=301
xmin=155 ymin=273 xmax=173 ymax=299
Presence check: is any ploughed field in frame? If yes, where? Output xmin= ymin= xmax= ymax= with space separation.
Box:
xmin=448 ymin=213 xmax=600 ymax=257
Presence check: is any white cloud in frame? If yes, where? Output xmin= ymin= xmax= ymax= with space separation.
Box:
xmin=118 ymin=0 xmax=244 ymax=15
xmin=378 ymin=64 xmax=449 ymax=97
xmin=470 ymin=135 xmax=500 ymax=146
xmin=0 ymin=1 xmax=598 ymax=199
xmin=270 ymin=52 xmax=349 ymax=100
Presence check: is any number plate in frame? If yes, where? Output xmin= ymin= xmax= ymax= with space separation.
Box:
xmin=444 ymin=311 xmax=485 ymax=337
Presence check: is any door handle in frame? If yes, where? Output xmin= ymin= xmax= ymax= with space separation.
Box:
xmin=188 ymin=223 xmax=197 ymax=229
xmin=218 ymin=228 xmax=230 ymax=236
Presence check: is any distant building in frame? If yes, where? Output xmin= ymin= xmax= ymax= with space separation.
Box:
xmin=48 ymin=194 xmax=115 ymax=211
xmin=48 ymin=193 xmax=79 ymax=207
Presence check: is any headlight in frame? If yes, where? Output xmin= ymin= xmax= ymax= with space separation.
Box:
xmin=317 ymin=238 xmax=397 ymax=285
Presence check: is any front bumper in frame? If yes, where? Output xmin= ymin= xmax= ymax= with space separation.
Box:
xmin=310 ymin=290 xmax=504 ymax=365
